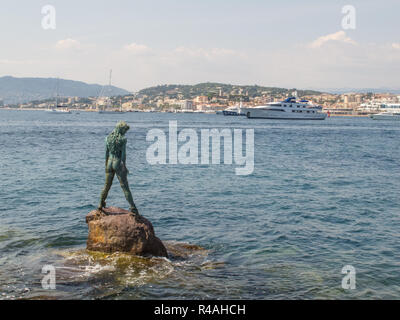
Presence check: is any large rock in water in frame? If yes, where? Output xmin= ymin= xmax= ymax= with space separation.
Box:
xmin=86 ymin=207 xmax=168 ymax=258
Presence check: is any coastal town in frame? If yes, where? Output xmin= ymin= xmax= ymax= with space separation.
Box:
xmin=2 ymin=83 xmax=400 ymax=116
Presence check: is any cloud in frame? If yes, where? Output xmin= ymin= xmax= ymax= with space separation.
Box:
xmin=123 ymin=43 xmax=152 ymax=55
xmin=0 ymin=59 xmax=36 ymax=65
xmin=122 ymin=44 xmax=238 ymax=59
xmin=392 ymin=43 xmax=400 ymax=49
xmin=309 ymin=31 xmax=357 ymax=48
xmin=173 ymin=46 xmax=237 ymax=59
xmin=171 ymin=46 xmax=242 ymax=61
xmin=118 ymin=44 xmax=243 ymax=70
xmin=110 ymin=45 xmax=248 ymax=89
xmin=55 ymin=38 xmax=82 ymax=50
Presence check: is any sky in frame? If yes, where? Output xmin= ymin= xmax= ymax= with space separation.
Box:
xmin=0 ymin=0 xmax=399 ymax=92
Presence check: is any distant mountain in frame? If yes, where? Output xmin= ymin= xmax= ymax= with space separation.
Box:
xmin=307 ymin=87 xmax=400 ymax=95
xmin=138 ymin=82 xmax=322 ymax=100
xmin=0 ymin=76 xmax=130 ymax=104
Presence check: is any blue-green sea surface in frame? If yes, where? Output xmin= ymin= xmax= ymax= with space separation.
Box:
xmin=0 ymin=110 xmax=399 ymax=299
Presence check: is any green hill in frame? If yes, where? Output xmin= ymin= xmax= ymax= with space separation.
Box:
xmin=138 ymin=82 xmax=322 ymax=100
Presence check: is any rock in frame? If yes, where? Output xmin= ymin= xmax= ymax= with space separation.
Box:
xmin=86 ymin=207 xmax=168 ymax=258
xmin=164 ymin=242 xmax=206 ymax=260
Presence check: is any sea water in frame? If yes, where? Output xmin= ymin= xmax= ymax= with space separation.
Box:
xmin=0 ymin=109 xmax=399 ymax=299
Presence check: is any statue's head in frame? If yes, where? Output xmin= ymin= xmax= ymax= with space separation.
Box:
xmin=115 ymin=121 xmax=130 ymax=135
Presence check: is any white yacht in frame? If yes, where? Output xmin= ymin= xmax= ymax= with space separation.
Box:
xmin=359 ymin=102 xmax=400 ymax=114
xmin=370 ymin=112 xmax=400 ymax=120
xmin=381 ymin=103 xmax=400 ymax=113
xmin=223 ymin=102 xmax=247 ymax=116
xmin=368 ymin=103 xmax=400 ymax=120
xmin=223 ymin=106 xmax=241 ymax=116
xmin=246 ymin=97 xmax=327 ymax=120
xmin=47 ymin=107 xmax=71 ymax=113
xmin=358 ymin=101 xmax=384 ymax=113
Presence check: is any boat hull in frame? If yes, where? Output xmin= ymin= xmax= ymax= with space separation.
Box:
xmin=98 ymin=111 xmax=125 ymax=114
xmin=246 ymin=109 xmax=327 ymax=120
xmin=223 ymin=110 xmax=241 ymax=116
xmin=46 ymin=109 xmax=71 ymax=114
xmin=370 ymin=114 xmax=400 ymax=120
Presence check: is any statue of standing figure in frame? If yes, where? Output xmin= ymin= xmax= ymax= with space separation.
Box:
xmin=98 ymin=121 xmax=139 ymax=216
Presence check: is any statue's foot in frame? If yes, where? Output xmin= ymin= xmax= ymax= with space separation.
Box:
xmin=98 ymin=201 xmax=106 ymax=211
xmin=130 ymin=206 xmax=140 ymax=217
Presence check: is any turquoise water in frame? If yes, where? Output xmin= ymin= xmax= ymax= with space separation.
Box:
xmin=0 ymin=109 xmax=400 ymax=299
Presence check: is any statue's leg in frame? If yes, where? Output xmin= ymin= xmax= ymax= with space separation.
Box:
xmin=98 ymin=170 xmax=115 ymax=210
xmin=116 ymin=171 xmax=139 ymax=215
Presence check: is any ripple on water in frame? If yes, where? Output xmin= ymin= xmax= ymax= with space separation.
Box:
xmin=16 ymin=241 xmax=226 ymax=299
xmin=1 ymin=112 xmax=400 ymax=299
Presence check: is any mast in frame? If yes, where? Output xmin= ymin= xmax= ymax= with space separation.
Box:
xmin=107 ymin=69 xmax=112 ymax=109
xmin=96 ymin=69 xmax=112 ymax=111
xmin=54 ymin=77 xmax=59 ymax=109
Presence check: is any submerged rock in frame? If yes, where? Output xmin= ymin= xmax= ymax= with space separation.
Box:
xmin=86 ymin=207 xmax=168 ymax=258
xmin=164 ymin=241 xmax=207 ymax=260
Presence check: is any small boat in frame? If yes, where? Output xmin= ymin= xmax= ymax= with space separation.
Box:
xmin=46 ymin=106 xmax=71 ymax=114
xmin=370 ymin=112 xmax=400 ymax=120
xmin=246 ymin=97 xmax=326 ymax=120
xmin=98 ymin=108 xmax=124 ymax=114
xmin=46 ymin=78 xmax=71 ymax=114
xmin=223 ymin=102 xmax=246 ymax=116
xmin=223 ymin=106 xmax=240 ymax=116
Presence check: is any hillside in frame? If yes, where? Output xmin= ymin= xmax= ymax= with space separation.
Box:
xmin=0 ymin=76 xmax=130 ymax=104
xmin=138 ymin=82 xmax=323 ymax=100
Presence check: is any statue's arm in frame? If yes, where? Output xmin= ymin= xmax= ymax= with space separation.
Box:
xmin=105 ymin=143 xmax=109 ymax=164
xmin=122 ymin=140 xmax=129 ymax=173
xmin=122 ymin=140 xmax=127 ymax=164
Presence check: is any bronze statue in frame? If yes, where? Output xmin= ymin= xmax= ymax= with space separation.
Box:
xmin=98 ymin=121 xmax=139 ymax=215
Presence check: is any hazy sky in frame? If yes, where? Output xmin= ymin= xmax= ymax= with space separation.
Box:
xmin=1 ymin=0 xmax=399 ymax=91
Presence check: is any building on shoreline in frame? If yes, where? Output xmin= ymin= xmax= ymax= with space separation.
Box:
xmin=7 ymin=84 xmax=400 ymax=115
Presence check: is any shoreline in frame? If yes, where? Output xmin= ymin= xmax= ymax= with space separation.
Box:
xmin=0 ymin=107 xmax=371 ymax=117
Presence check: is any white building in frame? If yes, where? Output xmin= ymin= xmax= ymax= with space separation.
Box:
xmin=179 ymin=100 xmax=194 ymax=110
